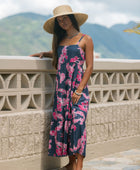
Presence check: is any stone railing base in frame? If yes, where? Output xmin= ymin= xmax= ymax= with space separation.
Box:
xmin=0 ymin=135 xmax=139 ymax=170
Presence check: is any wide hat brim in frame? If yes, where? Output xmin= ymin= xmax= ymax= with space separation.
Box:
xmin=43 ymin=12 xmax=88 ymax=34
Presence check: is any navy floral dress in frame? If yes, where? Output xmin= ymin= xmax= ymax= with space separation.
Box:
xmin=48 ymin=34 xmax=90 ymax=157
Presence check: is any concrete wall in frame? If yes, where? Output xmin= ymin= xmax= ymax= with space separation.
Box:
xmin=0 ymin=56 xmax=140 ymax=170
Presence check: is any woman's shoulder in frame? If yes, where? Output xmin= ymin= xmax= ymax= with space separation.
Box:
xmin=82 ymin=33 xmax=92 ymax=39
xmin=80 ymin=33 xmax=93 ymax=43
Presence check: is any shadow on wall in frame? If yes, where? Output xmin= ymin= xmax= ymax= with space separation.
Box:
xmin=41 ymin=152 xmax=61 ymax=170
xmin=41 ymin=110 xmax=62 ymax=170
xmin=41 ymin=136 xmax=68 ymax=169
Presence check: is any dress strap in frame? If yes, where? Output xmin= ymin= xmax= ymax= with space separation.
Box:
xmin=77 ymin=34 xmax=86 ymax=44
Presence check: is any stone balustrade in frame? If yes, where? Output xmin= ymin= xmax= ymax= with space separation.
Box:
xmin=0 ymin=56 xmax=140 ymax=170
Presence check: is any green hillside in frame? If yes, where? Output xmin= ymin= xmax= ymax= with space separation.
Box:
xmin=81 ymin=23 xmax=140 ymax=59
xmin=0 ymin=13 xmax=52 ymax=55
xmin=111 ymin=21 xmax=140 ymax=55
xmin=0 ymin=12 xmax=140 ymax=59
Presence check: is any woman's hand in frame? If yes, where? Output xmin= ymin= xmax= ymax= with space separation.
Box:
xmin=29 ymin=52 xmax=44 ymax=58
xmin=72 ymin=92 xmax=81 ymax=104
xmin=29 ymin=51 xmax=53 ymax=58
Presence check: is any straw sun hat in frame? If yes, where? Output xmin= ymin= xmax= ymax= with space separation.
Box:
xmin=43 ymin=5 xmax=88 ymax=34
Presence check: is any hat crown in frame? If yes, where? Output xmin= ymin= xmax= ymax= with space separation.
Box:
xmin=53 ymin=5 xmax=73 ymax=16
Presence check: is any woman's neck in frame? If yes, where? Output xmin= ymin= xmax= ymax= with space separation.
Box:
xmin=66 ymin=27 xmax=79 ymax=37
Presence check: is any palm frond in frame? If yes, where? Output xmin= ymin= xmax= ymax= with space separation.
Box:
xmin=123 ymin=23 xmax=140 ymax=35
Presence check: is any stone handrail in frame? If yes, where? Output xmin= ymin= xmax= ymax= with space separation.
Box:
xmin=0 ymin=56 xmax=140 ymax=112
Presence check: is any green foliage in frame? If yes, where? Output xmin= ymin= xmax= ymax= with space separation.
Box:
xmin=124 ymin=23 xmax=140 ymax=35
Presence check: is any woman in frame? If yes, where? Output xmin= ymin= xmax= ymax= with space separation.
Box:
xmin=30 ymin=5 xmax=94 ymax=170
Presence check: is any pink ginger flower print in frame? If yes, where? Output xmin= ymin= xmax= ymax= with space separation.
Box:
xmin=56 ymin=146 xmax=62 ymax=156
xmin=72 ymin=81 xmax=76 ymax=87
xmin=66 ymin=63 xmax=75 ymax=79
xmin=74 ymin=110 xmax=86 ymax=125
xmin=64 ymin=120 xmax=71 ymax=134
xmin=76 ymin=73 xmax=82 ymax=82
xmin=48 ymin=139 xmax=52 ymax=149
xmin=50 ymin=130 xmax=56 ymax=136
xmin=57 ymin=113 xmax=64 ymax=120
xmin=82 ymin=93 xmax=90 ymax=100
xmin=58 ymin=47 xmax=68 ymax=70
xmin=65 ymin=79 xmax=71 ymax=86
xmin=70 ymin=147 xmax=73 ymax=153
xmin=76 ymin=138 xmax=81 ymax=150
xmin=71 ymin=124 xmax=77 ymax=131
xmin=68 ymin=112 xmax=73 ymax=119
xmin=79 ymin=104 xmax=88 ymax=112
xmin=59 ymin=72 xmax=65 ymax=83
xmin=57 ymin=102 xmax=62 ymax=112
xmin=70 ymin=56 xmax=79 ymax=62
xmin=62 ymin=97 xmax=69 ymax=106
xmin=53 ymin=111 xmax=57 ymax=120
xmin=62 ymin=46 xmax=68 ymax=57
xmin=57 ymin=121 xmax=63 ymax=131
xmin=79 ymin=129 xmax=87 ymax=155
xmin=63 ymin=143 xmax=68 ymax=155
xmin=58 ymin=88 xmax=66 ymax=95
xmin=56 ymin=141 xmax=63 ymax=147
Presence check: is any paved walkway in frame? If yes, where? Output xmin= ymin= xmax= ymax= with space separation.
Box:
xmin=83 ymin=148 xmax=140 ymax=170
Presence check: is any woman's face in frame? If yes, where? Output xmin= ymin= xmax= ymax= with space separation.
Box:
xmin=56 ymin=15 xmax=72 ymax=30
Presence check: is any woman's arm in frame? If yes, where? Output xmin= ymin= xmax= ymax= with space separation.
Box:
xmin=76 ymin=35 xmax=94 ymax=92
xmin=42 ymin=51 xmax=53 ymax=58
xmin=29 ymin=50 xmax=53 ymax=58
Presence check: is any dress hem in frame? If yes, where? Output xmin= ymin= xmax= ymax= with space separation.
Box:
xmin=48 ymin=152 xmax=86 ymax=158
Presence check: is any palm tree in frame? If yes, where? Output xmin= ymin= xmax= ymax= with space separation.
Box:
xmin=124 ymin=23 xmax=140 ymax=35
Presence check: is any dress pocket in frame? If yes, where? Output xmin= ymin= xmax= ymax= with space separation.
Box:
xmin=76 ymin=93 xmax=84 ymax=104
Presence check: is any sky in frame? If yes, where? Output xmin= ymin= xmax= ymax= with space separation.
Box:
xmin=0 ymin=0 xmax=140 ymax=27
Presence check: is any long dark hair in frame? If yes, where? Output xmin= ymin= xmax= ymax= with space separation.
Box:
xmin=52 ymin=14 xmax=80 ymax=70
